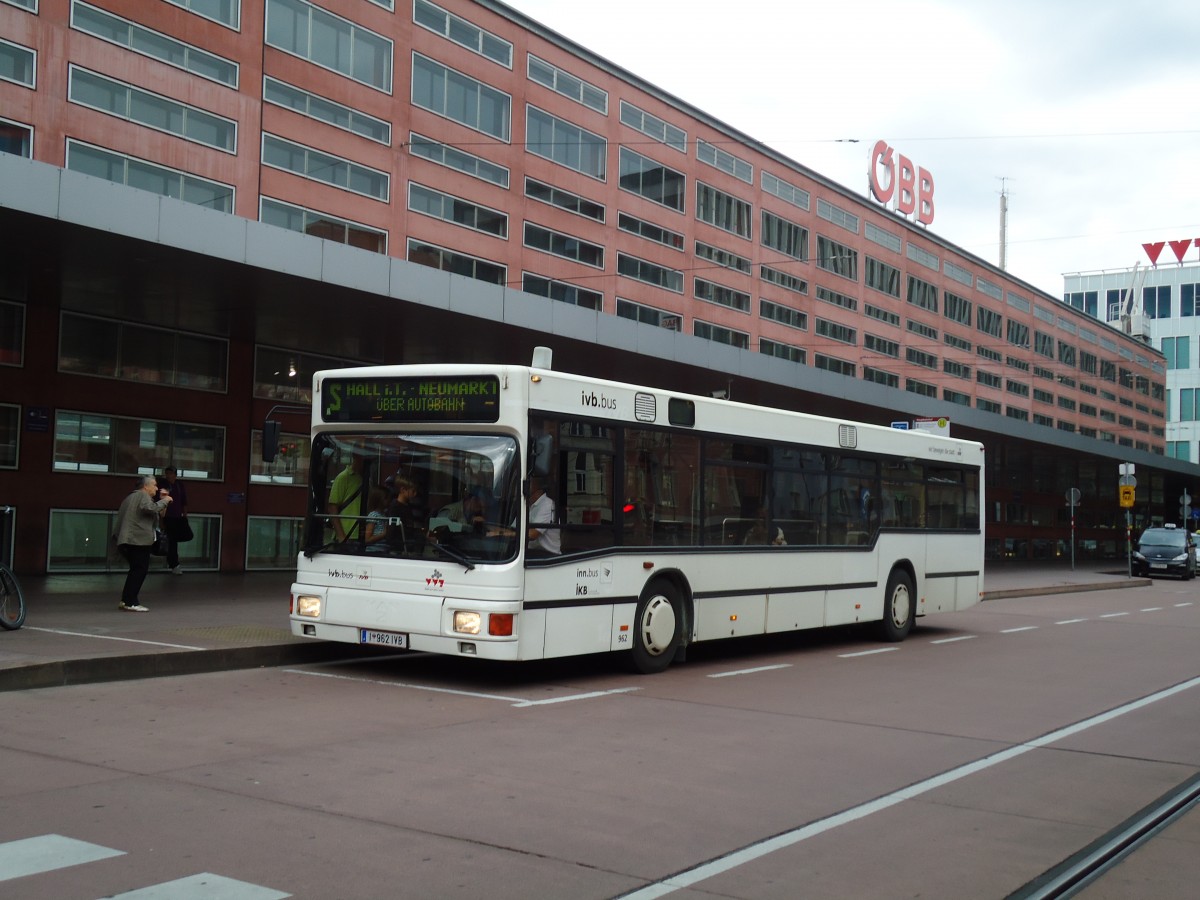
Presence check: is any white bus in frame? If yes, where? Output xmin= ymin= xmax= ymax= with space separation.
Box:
xmin=288 ymin=350 xmax=984 ymax=673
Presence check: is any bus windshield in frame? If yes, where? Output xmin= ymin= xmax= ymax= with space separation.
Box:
xmin=305 ymin=432 xmax=521 ymax=564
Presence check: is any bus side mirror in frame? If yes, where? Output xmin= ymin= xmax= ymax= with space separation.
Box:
xmin=531 ymin=433 xmax=553 ymax=476
xmin=262 ymin=420 xmax=281 ymax=463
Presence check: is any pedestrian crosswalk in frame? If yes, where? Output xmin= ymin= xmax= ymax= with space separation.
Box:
xmin=0 ymin=834 xmax=289 ymax=898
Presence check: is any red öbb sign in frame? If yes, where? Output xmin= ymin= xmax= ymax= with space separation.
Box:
xmin=868 ymin=140 xmax=935 ymax=226
xmin=1143 ymin=239 xmax=1200 ymax=266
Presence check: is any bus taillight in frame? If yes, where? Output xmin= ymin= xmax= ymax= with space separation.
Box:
xmin=489 ymin=613 xmax=514 ymax=636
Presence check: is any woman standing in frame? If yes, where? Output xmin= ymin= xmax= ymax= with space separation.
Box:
xmin=113 ymin=474 xmax=172 ymax=612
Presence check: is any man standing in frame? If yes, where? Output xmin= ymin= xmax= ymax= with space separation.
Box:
xmin=527 ymin=476 xmax=560 ymax=555
xmin=159 ymin=466 xmax=189 ymax=574
xmin=114 ymin=474 xmax=172 ymax=611
xmin=327 ymin=452 xmax=365 ymax=542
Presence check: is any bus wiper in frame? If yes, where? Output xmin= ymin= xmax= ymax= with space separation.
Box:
xmin=429 ymin=541 xmax=475 ymax=571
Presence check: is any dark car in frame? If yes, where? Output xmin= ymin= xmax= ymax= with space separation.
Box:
xmin=1132 ymin=525 xmax=1196 ymax=579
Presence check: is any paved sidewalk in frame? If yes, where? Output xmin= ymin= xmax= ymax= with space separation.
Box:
xmin=0 ymin=562 xmax=1152 ymax=691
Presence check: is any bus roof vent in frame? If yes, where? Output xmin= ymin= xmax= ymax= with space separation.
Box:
xmin=634 ymin=392 xmax=656 ymax=422
xmin=532 ymin=346 xmax=553 ymax=369
xmin=838 ymin=424 xmax=858 ymax=449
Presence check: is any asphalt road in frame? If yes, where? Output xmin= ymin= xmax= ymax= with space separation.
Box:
xmin=2 ymin=581 xmax=1198 ymax=899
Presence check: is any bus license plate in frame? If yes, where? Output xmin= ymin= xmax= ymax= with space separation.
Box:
xmin=359 ymin=629 xmax=409 ymax=648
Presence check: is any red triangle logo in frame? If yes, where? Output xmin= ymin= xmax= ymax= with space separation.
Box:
xmin=1143 ymin=242 xmax=1165 ymax=265
xmin=1169 ymin=239 xmax=1192 ymax=263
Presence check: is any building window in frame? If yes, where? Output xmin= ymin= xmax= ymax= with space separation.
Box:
xmin=617 ymin=298 xmax=679 ymax=328
xmin=944 ymin=291 xmax=972 ymax=326
xmin=72 ymin=2 xmax=239 ymax=87
xmin=407 ymin=239 xmax=506 ymax=286
xmin=619 ymin=100 xmax=687 ymax=152
xmin=1143 ymin=285 xmax=1171 ymax=318
xmin=68 ymin=67 xmax=236 ymax=152
xmin=59 ymin=312 xmax=228 ymax=391
xmin=0 ymin=300 xmax=23 ymax=366
xmin=616 ymin=253 xmax=683 ymax=292
xmin=863 ymin=367 xmax=898 ymax=388
xmin=906 ymin=378 xmax=937 ymax=398
xmin=1057 ymin=341 xmax=1076 ymax=367
xmin=1006 ymin=406 xmax=1028 ymax=421
xmin=694 ymin=319 xmax=749 ymax=349
xmin=816 ymin=318 xmax=856 ymax=345
xmin=816 ymin=286 xmax=857 ymax=312
xmin=410 ymin=183 xmax=508 ymax=237
xmin=264 ymin=77 xmax=389 ymax=143
xmin=866 ymin=304 xmax=899 ymax=327
xmin=1181 ymin=284 xmax=1199 ymax=317
xmin=261 ymin=197 xmax=387 ymax=253
xmin=414 ymin=0 xmax=511 ymax=67
xmin=761 ymin=210 xmax=806 ymax=259
xmin=976 ymin=306 xmax=1002 ymax=338
xmin=250 ymin=429 xmax=310 ymax=485
xmin=944 ymin=359 xmax=971 ymax=379
xmin=525 ymin=177 xmax=604 ymax=222
xmin=759 ymin=299 xmax=807 ymax=331
xmin=0 ymin=117 xmax=31 ymax=157
xmin=1006 ymin=379 xmax=1030 ymax=398
xmin=906 ymin=242 xmax=939 ymax=271
xmin=49 ymin=509 xmax=221 ymax=572
xmin=164 ymin=0 xmax=239 ymax=28
xmin=977 ymin=370 xmax=1001 ymax=389
xmin=0 ymin=37 xmax=35 ymax=87
xmin=246 ymin=516 xmax=304 ymax=570
xmin=865 ymin=257 xmax=900 ymax=298
xmin=906 ymin=348 xmax=937 ymax=370
xmin=816 ymin=198 xmax=859 ymax=234
xmin=762 ymin=171 xmax=810 ymax=211
xmin=1006 ymin=320 xmax=1030 ymax=348
xmin=618 ymin=213 xmax=683 ymax=250
xmin=527 ymin=54 xmax=606 ymax=112
xmin=266 ymin=0 xmax=392 ymax=92
xmin=2 ymin=0 xmax=38 ymax=11
xmin=906 ymin=275 xmax=938 ymax=313
xmin=697 ymin=183 xmax=752 ymax=238
xmin=944 ymin=389 xmax=971 ymax=407
xmin=816 ymin=235 xmax=857 ymax=281
xmin=0 ymin=403 xmax=17 ymax=468
xmin=523 ymin=273 xmax=603 ymax=311
xmin=864 ymin=221 xmax=901 ymax=253
xmin=412 ymin=54 xmax=509 ymax=139
xmin=53 ymin=412 xmax=225 ymax=478
xmin=864 ymin=334 xmax=899 ymax=358
xmin=66 ymin=140 xmax=234 ymax=211
xmin=262 ymin=134 xmax=389 ymax=201
xmin=695 ymin=278 xmax=750 ymax=313
xmin=696 ymin=139 xmax=752 ymax=183
xmin=1167 ymin=441 xmax=1191 ymax=461
xmin=254 ymin=346 xmax=359 ymax=403
xmin=696 ymin=241 xmax=750 ymax=275
xmin=526 ymin=106 xmax=605 ymax=179
xmin=1034 ymin=331 xmax=1054 ymax=359
xmin=1162 ymin=335 xmax=1190 ymax=370
xmin=760 ymin=339 xmax=805 ymax=364
xmin=945 ymin=332 xmax=971 ymax=352
xmin=618 ymin=147 xmax=685 ymax=211
xmin=409 ymin=132 xmax=508 ymax=187
xmin=944 ymin=260 xmax=974 ymax=288
xmin=760 ymin=265 xmax=807 ymax=296
xmin=523 ymin=222 xmax=604 ymax=268
xmin=816 ymin=354 xmax=856 ymax=377
xmin=1062 ymin=290 xmax=1098 ymax=317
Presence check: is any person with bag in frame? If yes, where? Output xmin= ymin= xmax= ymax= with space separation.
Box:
xmin=158 ymin=466 xmax=191 ymax=575
xmin=113 ymin=474 xmax=172 ymax=612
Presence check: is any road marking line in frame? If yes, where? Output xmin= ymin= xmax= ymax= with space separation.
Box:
xmin=1055 ymin=618 xmax=1088 ymax=625
xmin=23 ymin=627 xmax=204 ymax=651
xmin=619 ymin=675 xmax=1200 ymax=900
xmin=1175 ymin=602 xmax=1193 ymax=607
xmin=0 ymin=834 xmax=123 ymax=882
xmin=1141 ymin=607 xmax=1163 ymax=612
xmin=281 ymin=668 xmax=638 ymax=707
xmin=1099 ymin=612 xmax=1130 ymax=618
xmin=707 ymin=664 xmax=792 ymax=678
xmin=837 ymin=648 xmax=898 ymax=658
xmin=930 ymin=635 xmax=976 ymax=644
xmin=106 ymin=872 xmax=290 ymax=899
xmin=1000 ymin=626 xmax=1038 ymax=633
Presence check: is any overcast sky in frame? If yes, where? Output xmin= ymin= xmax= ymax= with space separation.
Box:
xmin=504 ymin=0 xmax=1200 ymax=298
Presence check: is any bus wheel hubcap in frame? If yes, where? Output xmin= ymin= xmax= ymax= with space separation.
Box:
xmin=641 ymin=595 xmax=676 ymax=656
xmin=892 ymin=586 xmax=911 ymax=627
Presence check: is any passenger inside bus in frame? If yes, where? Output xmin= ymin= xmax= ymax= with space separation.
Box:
xmin=384 ymin=475 xmax=424 ymax=553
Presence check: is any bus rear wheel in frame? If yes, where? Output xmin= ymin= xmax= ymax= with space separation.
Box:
xmin=629 ymin=581 xmax=682 ymax=674
xmin=878 ymin=569 xmax=914 ymax=642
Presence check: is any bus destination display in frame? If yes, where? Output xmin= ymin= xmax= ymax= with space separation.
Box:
xmin=322 ymin=376 xmax=500 ymax=422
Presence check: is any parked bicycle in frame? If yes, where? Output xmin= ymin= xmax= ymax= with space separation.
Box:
xmin=0 ymin=506 xmax=22 ymax=630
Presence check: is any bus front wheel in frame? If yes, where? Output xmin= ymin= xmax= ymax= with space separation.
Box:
xmin=629 ymin=581 xmax=682 ymax=674
xmin=878 ymin=569 xmax=915 ymax=642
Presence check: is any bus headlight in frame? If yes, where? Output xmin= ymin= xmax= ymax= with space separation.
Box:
xmin=296 ymin=594 xmax=322 ymax=618
xmin=454 ymin=611 xmax=482 ymax=634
